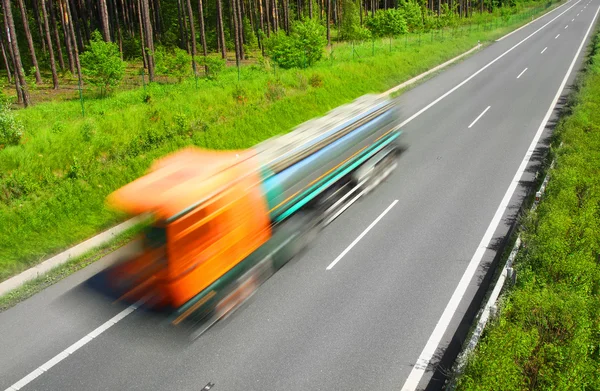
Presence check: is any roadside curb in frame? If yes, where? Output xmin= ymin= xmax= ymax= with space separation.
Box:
xmin=0 ymin=216 xmax=143 ymax=296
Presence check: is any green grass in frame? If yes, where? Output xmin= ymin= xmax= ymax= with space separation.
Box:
xmin=0 ymin=221 xmax=144 ymax=312
xmin=0 ymin=1 xmax=560 ymax=283
xmin=457 ymin=29 xmax=600 ymax=391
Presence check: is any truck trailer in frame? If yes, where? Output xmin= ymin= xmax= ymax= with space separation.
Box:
xmin=93 ymin=94 xmax=404 ymax=337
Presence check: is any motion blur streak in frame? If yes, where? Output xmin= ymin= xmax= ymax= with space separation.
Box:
xmin=86 ymin=94 xmax=406 ymax=337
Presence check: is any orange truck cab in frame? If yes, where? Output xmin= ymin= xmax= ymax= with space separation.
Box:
xmin=102 ymin=148 xmax=272 ymax=310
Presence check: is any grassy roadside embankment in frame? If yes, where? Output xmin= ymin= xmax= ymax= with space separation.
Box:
xmin=0 ymin=1 xmax=561 ymax=286
xmin=457 ymin=28 xmax=600 ymax=390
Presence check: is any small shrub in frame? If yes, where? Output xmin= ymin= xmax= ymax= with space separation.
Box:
xmin=340 ymin=0 xmax=372 ymax=40
xmin=309 ymin=73 xmax=323 ymax=88
xmin=67 ymin=156 xmax=83 ymax=179
xmin=0 ymin=172 xmax=39 ymax=204
xmin=399 ymin=0 xmax=423 ymax=32
xmin=266 ymin=80 xmax=286 ymax=101
xmin=200 ymin=56 xmax=226 ymax=79
xmin=366 ymin=9 xmax=408 ymax=37
xmin=170 ymin=48 xmax=193 ymax=81
xmin=80 ymin=121 xmax=95 ymax=141
xmin=173 ymin=113 xmax=188 ymax=135
xmin=25 ymin=67 xmax=39 ymax=90
xmin=154 ymin=46 xmax=192 ymax=82
xmin=265 ymin=18 xmax=327 ymax=69
xmin=0 ymin=99 xmax=23 ymax=147
xmin=297 ymin=73 xmax=308 ymax=90
xmin=80 ymin=30 xmax=126 ymax=95
xmin=190 ymin=119 xmax=208 ymax=134
xmin=232 ymin=85 xmax=248 ymax=104
xmin=51 ymin=121 xmax=66 ymax=134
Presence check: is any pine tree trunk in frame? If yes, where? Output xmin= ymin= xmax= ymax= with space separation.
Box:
xmin=326 ymin=0 xmax=330 ymax=45
xmin=198 ymin=0 xmax=208 ymax=59
xmin=185 ymin=0 xmax=198 ymax=75
xmin=58 ymin=0 xmax=75 ymax=74
xmin=99 ymin=0 xmax=111 ymax=41
xmin=258 ymin=0 xmax=265 ymax=33
xmin=68 ymin=0 xmax=84 ymax=50
xmin=232 ymin=0 xmax=242 ymax=64
xmin=140 ymin=0 xmax=155 ymax=81
xmin=309 ymin=0 xmax=313 ymax=18
xmin=0 ymin=35 xmax=12 ymax=83
xmin=16 ymin=0 xmax=43 ymax=84
xmin=32 ymin=0 xmax=48 ymax=55
xmin=41 ymin=0 xmax=59 ymax=89
xmin=136 ymin=0 xmax=147 ymax=69
xmin=111 ymin=0 xmax=123 ymax=58
xmin=274 ymin=0 xmax=280 ymax=31
xmin=237 ymin=0 xmax=245 ymax=55
xmin=154 ymin=0 xmax=163 ymax=38
xmin=77 ymin=0 xmax=91 ymax=41
xmin=179 ymin=0 xmax=191 ymax=53
xmin=216 ymin=0 xmax=227 ymax=58
xmin=63 ymin=0 xmax=82 ymax=83
xmin=2 ymin=0 xmax=31 ymax=106
xmin=264 ymin=0 xmax=271 ymax=36
xmin=283 ymin=0 xmax=289 ymax=32
xmin=359 ymin=0 xmax=362 ymax=24
xmin=48 ymin=0 xmax=65 ymax=70
xmin=176 ymin=0 xmax=185 ymax=48
xmin=3 ymin=9 xmax=22 ymax=102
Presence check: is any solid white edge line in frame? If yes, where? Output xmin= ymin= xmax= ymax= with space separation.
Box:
xmin=400 ymin=4 xmax=600 ymax=391
xmin=566 ymin=24 xmax=569 ymax=28
xmin=468 ymin=106 xmax=491 ymax=128
xmin=517 ymin=67 xmax=529 ymax=78
xmin=556 ymin=33 xmax=561 ymax=38
xmin=326 ymin=200 xmax=398 ymax=270
xmin=495 ymin=0 xmax=572 ymax=42
xmin=4 ymin=304 xmax=138 ymax=391
xmin=541 ymin=46 xmax=548 ymax=53
xmin=396 ymin=0 xmax=581 ymax=130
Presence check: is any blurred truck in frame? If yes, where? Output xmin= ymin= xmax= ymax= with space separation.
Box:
xmin=93 ymin=94 xmax=404 ymax=337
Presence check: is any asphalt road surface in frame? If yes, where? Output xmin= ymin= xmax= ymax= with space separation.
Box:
xmin=2 ymin=1 xmax=599 ymax=389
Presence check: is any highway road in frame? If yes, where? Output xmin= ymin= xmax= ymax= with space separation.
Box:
xmin=2 ymin=1 xmax=599 ymax=389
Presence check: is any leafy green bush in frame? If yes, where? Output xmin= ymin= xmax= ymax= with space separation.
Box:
xmin=340 ymin=0 xmax=372 ymax=40
xmin=0 ymin=99 xmax=23 ymax=148
xmin=154 ymin=46 xmax=192 ymax=82
xmin=365 ymin=9 xmax=408 ymax=37
xmin=399 ymin=0 xmax=424 ymax=32
xmin=200 ymin=56 xmax=226 ymax=79
xmin=265 ymin=18 xmax=327 ymax=69
xmin=80 ymin=31 xmax=126 ymax=95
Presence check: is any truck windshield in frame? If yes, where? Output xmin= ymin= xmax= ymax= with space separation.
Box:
xmin=145 ymin=225 xmax=167 ymax=248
